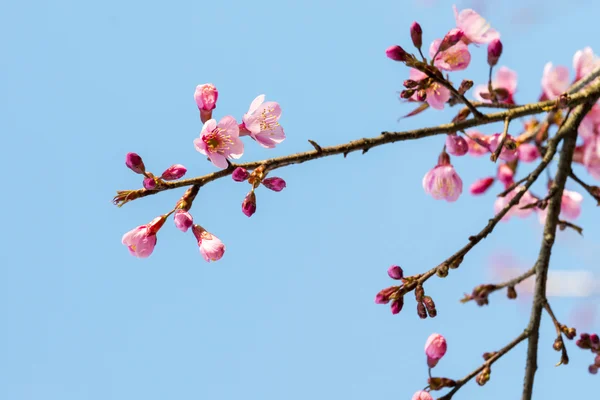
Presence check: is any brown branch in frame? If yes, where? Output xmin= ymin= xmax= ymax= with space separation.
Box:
xmin=521 ymin=99 xmax=599 ymax=400
xmin=437 ymin=329 xmax=529 ymax=400
xmin=543 ymin=301 xmax=569 ymax=366
xmin=569 ymin=169 xmax=600 ymax=205
xmin=461 ymin=267 xmax=534 ymax=305
xmin=113 ymin=86 xmax=600 ymax=207
xmin=490 ymin=117 xmax=511 ymax=162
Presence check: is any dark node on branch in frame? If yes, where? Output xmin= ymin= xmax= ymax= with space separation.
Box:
xmin=308 ymin=139 xmax=323 ymax=153
xmin=362 ymin=148 xmax=369 ymax=154
xmin=343 ymin=151 xmax=349 ymax=158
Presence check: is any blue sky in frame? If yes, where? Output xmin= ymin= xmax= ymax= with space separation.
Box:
xmin=2 ymin=0 xmax=600 ymax=399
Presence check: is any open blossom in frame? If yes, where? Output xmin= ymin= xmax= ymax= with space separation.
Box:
xmin=409 ymin=69 xmax=451 ymax=110
xmin=475 ymin=66 xmax=517 ymax=104
xmin=573 ymin=47 xmax=600 ymax=81
xmin=425 ymin=333 xmax=447 ymax=368
xmin=174 ymin=210 xmax=193 ymax=232
xmin=465 ymin=131 xmax=490 ymax=156
xmin=194 ymin=83 xmax=218 ymax=123
xmin=422 ymin=153 xmax=463 ymax=202
xmin=121 ymin=215 xmax=167 ymax=258
xmin=429 ymin=39 xmax=471 ymax=71
xmin=489 ymin=133 xmax=518 ymax=161
xmin=192 ymin=225 xmax=225 ymax=262
xmin=412 ymin=391 xmax=433 ymax=400
xmin=541 ymin=62 xmax=570 ymax=100
xmin=518 ymin=143 xmax=540 ymax=162
xmin=194 ymin=116 xmax=244 ymax=168
xmin=470 ymin=177 xmax=495 ymax=195
xmin=241 ymin=95 xmax=285 ymax=149
xmin=494 ymin=186 xmax=536 ymax=221
xmin=453 ymin=5 xmax=500 ymax=45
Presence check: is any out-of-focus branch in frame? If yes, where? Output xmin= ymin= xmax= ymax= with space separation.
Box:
xmin=569 ymin=169 xmax=600 ymax=205
xmin=460 ymin=267 xmax=534 ymax=305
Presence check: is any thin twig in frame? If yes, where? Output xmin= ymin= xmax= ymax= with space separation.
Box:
xmin=569 ymin=169 xmax=600 ymax=205
xmin=543 ymin=301 xmax=569 ymax=366
xmin=461 ymin=267 xmax=535 ymax=304
xmin=491 ymin=117 xmax=511 ymax=162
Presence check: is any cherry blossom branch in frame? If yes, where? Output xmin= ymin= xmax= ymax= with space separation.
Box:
xmin=113 ymin=85 xmax=599 ymax=207
xmin=460 ymin=267 xmax=534 ymax=305
xmin=437 ymin=329 xmax=530 ymax=400
xmin=569 ymin=169 xmax=600 ymax=205
xmin=490 ymin=117 xmax=511 ymax=162
xmin=543 ymin=300 xmax=571 ymax=367
xmin=521 ymin=99 xmax=598 ymax=400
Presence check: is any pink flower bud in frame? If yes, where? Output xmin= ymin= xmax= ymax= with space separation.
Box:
xmin=487 ymin=39 xmax=503 ymax=67
xmin=385 ymin=45 xmax=409 ymax=62
xmin=445 ymin=134 xmax=469 ymax=156
xmin=589 ymin=365 xmax=598 ymax=375
xmin=194 ymin=83 xmax=218 ymax=111
xmin=497 ymin=164 xmax=514 ymax=186
xmin=160 ymin=164 xmax=187 ymax=181
xmin=173 ymin=210 xmax=193 ymax=232
xmin=412 ymin=390 xmax=433 ymax=400
xmin=470 ymin=177 xmax=495 ymax=195
xmin=375 ymin=286 xmax=398 ymax=304
xmin=192 ymin=225 xmax=225 ymax=262
xmin=410 ymin=22 xmax=423 ymax=49
xmin=438 ymin=28 xmax=464 ymax=52
xmin=423 ymin=155 xmax=463 ymax=202
xmin=143 ymin=177 xmax=156 ymax=190
xmin=126 ymin=152 xmax=145 ymax=174
xmin=390 ymin=298 xmax=404 ymax=314
xmin=387 ymin=265 xmax=404 ymax=280
xmin=425 ymin=333 xmax=447 ymax=368
xmin=262 ymin=177 xmax=286 ymax=192
xmin=232 ymin=167 xmax=250 ymax=182
xmin=517 ymin=143 xmax=540 ymax=163
xmin=242 ymin=191 xmax=257 ymax=217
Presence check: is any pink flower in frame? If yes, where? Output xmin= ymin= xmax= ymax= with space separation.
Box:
xmin=121 ymin=215 xmax=166 ymax=258
xmin=475 ymin=66 xmax=517 ymax=104
xmin=241 ymin=95 xmax=285 ymax=148
xmin=541 ymin=63 xmax=570 ymax=100
xmin=422 ymin=153 xmax=463 ymax=202
xmin=125 ymin=152 xmax=145 ymax=174
xmin=409 ymin=69 xmax=451 ymax=110
xmin=583 ymin=137 xmax=600 ymax=180
xmin=453 ymin=5 xmax=500 ymax=45
xmin=385 ymin=45 xmax=409 ymax=62
xmin=445 ymin=134 xmax=469 ymax=156
xmin=387 ymin=265 xmax=404 ymax=280
xmin=429 ymin=39 xmax=471 ymax=71
xmin=174 ymin=210 xmax=193 ymax=232
xmin=242 ymin=191 xmax=257 ymax=217
xmin=425 ymin=333 xmax=447 ymax=368
xmin=194 ymin=116 xmax=244 ymax=169
xmin=232 ymin=167 xmax=250 ymax=182
xmin=573 ymin=47 xmax=600 ymax=82
xmin=470 ymin=177 xmax=495 ymax=195
xmin=487 ymin=39 xmax=503 ymax=67
xmin=579 ymin=104 xmax=600 ymax=143
xmin=497 ymin=164 xmax=514 ymax=186
xmin=192 ymin=225 xmax=225 ymax=262
xmin=160 ymin=164 xmax=187 ymax=181
xmin=518 ymin=143 xmax=540 ymax=163
xmin=489 ymin=133 xmax=518 ymax=162
xmin=412 ymin=391 xmax=433 ymax=400
xmin=494 ymin=186 xmax=536 ymax=221
xmin=262 ymin=177 xmax=286 ymax=192
xmin=194 ymin=83 xmax=218 ymax=123
xmin=561 ymin=189 xmax=584 ymax=219
xmin=465 ymin=131 xmax=490 ymax=156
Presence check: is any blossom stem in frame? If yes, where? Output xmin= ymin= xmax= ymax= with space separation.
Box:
xmin=490 ymin=117 xmax=511 ymax=162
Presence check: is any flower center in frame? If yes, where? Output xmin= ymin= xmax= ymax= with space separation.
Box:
xmin=204 ymin=128 xmax=233 ymax=153
xmin=259 ymin=107 xmax=280 ymax=135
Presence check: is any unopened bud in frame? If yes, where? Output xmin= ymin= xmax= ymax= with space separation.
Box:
xmin=565 ymin=327 xmax=577 ymax=340
xmin=417 ymin=301 xmax=427 ymax=319
xmin=386 ymin=45 xmax=409 ymax=62
xmin=415 ymin=285 xmax=425 ymax=302
xmin=458 ymin=79 xmax=474 ymax=95
xmin=125 ymin=152 xmax=145 ymax=174
xmin=553 ymin=338 xmax=563 ymax=351
xmin=449 ymin=255 xmax=463 ymax=269
xmin=401 ymin=89 xmax=415 ymax=99
xmin=487 ymin=39 xmax=503 ymax=67
xmin=507 ymin=286 xmax=517 ymax=299
xmin=262 ymin=177 xmax=287 ymax=192
xmin=482 ymin=352 xmax=496 ymax=361
xmin=438 ymin=28 xmax=464 ymax=52
xmin=416 ymin=89 xmax=427 ymax=102
xmin=557 ymin=93 xmax=569 ymax=109
xmin=436 ymin=264 xmax=449 ymax=277
xmin=452 ymin=108 xmax=471 ymax=123
xmin=589 ymin=365 xmax=599 ymax=375
xmin=143 ymin=177 xmax=156 ymax=190
xmin=476 ymin=367 xmax=491 ymax=386
xmin=390 ymin=297 xmax=404 ymax=314
xmin=403 ymin=79 xmax=418 ymax=89
xmin=242 ymin=191 xmax=257 ymax=217
xmin=232 ymin=167 xmax=250 ymax=182
xmin=387 ymin=265 xmax=404 ymax=280
xmin=160 ymin=164 xmax=187 ymax=181
xmin=410 ymin=22 xmax=423 ymax=49
xmin=470 ymin=177 xmax=495 ymax=195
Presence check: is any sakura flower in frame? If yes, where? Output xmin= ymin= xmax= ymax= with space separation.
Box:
xmin=241 ymin=95 xmax=285 ymax=148
xmin=465 ymin=131 xmax=490 ymax=156
xmin=192 ymin=225 xmax=225 ymax=262
xmin=583 ymin=137 xmax=600 ymax=180
xmin=475 ymin=66 xmax=517 ymax=104
xmin=422 ymin=152 xmax=463 ymax=202
xmin=121 ymin=215 xmax=167 ymax=258
xmin=174 ymin=210 xmax=193 ymax=232
xmin=453 ymin=5 xmax=500 ymax=45
xmin=425 ymin=333 xmax=447 ymax=368
xmin=518 ymin=143 xmax=540 ymax=163
xmin=409 ymin=69 xmax=451 ymax=110
xmin=573 ymin=47 xmax=600 ymax=82
xmin=470 ymin=177 xmax=495 ymax=195
xmin=537 ymin=189 xmax=584 ymax=224
xmin=489 ymin=133 xmax=518 ymax=162
xmin=578 ymin=104 xmax=600 ymax=143
xmin=194 ymin=116 xmax=244 ymax=169
xmin=541 ymin=63 xmax=570 ymax=100
xmin=412 ymin=391 xmax=433 ymax=400
xmin=194 ymin=83 xmax=218 ymax=123
xmin=429 ymin=39 xmax=471 ymax=71
xmin=494 ymin=186 xmax=536 ymax=221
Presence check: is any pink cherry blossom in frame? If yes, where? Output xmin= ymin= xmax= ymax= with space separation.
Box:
xmin=453 ymin=5 xmax=500 ymax=45
xmin=518 ymin=143 xmax=540 ymax=163
xmin=425 ymin=333 xmax=447 ymax=368
xmin=422 ymin=153 xmax=463 ymax=202
xmin=194 ymin=83 xmax=218 ymax=123
xmin=194 ymin=116 xmax=244 ymax=169
xmin=537 ymin=189 xmax=584 ymax=225
xmin=160 ymin=164 xmax=187 ymax=181
xmin=573 ymin=47 xmax=600 ymax=82
xmin=445 ymin=134 xmax=469 ymax=156
xmin=121 ymin=216 xmax=166 ymax=258
xmin=583 ymin=137 xmax=600 ymax=180
xmin=474 ymin=66 xmax=517 ymax=104
xmin=262 ymin=177 xmax=286 ymax=192
xmin=409 ymin=69 xmax=451 ymax=110
xmin=497 ymin=164 xmax=514 ymax=186
xmin=494 ymin=186 xmax=536 ymax=221
xmin=241 ymin=95 xmax=286 ymax=148
xmin=470 ymin=177 xmax=495 ymax=195
xmin=579 ymin=104 xmax=600 ymax=143
xmin=174 ymin=210 xmax=193 ymax=232
xmin=489 ymin=133 xmax=518 ymax=162
xmin=412 ymin=391 xmax=433 ymax=400
xmin=429 ymin=39 xmax=471 ymax=71
xmin=541 ymin=63 xmax=570 ymax=100
xmin=465 ymin=131 xmax=490 ymax=156
xmin=192 ymin=225 xmax=225 ymax=262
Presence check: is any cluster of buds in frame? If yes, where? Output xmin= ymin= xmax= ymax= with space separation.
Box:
xmin=125 ymin=152 xmax=187 ymax=190
xmin=374 ymin=266 xmax=405 ymax=314
xmin=460 ymin=284 xmax=496 ymax=306
xmin=576 ymin=333 xmax=600 ymax=374
xmin=231 ymin=165 xmax=287 ymax=217
xmin=415 ymin=285 xmax=437 ymax=319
